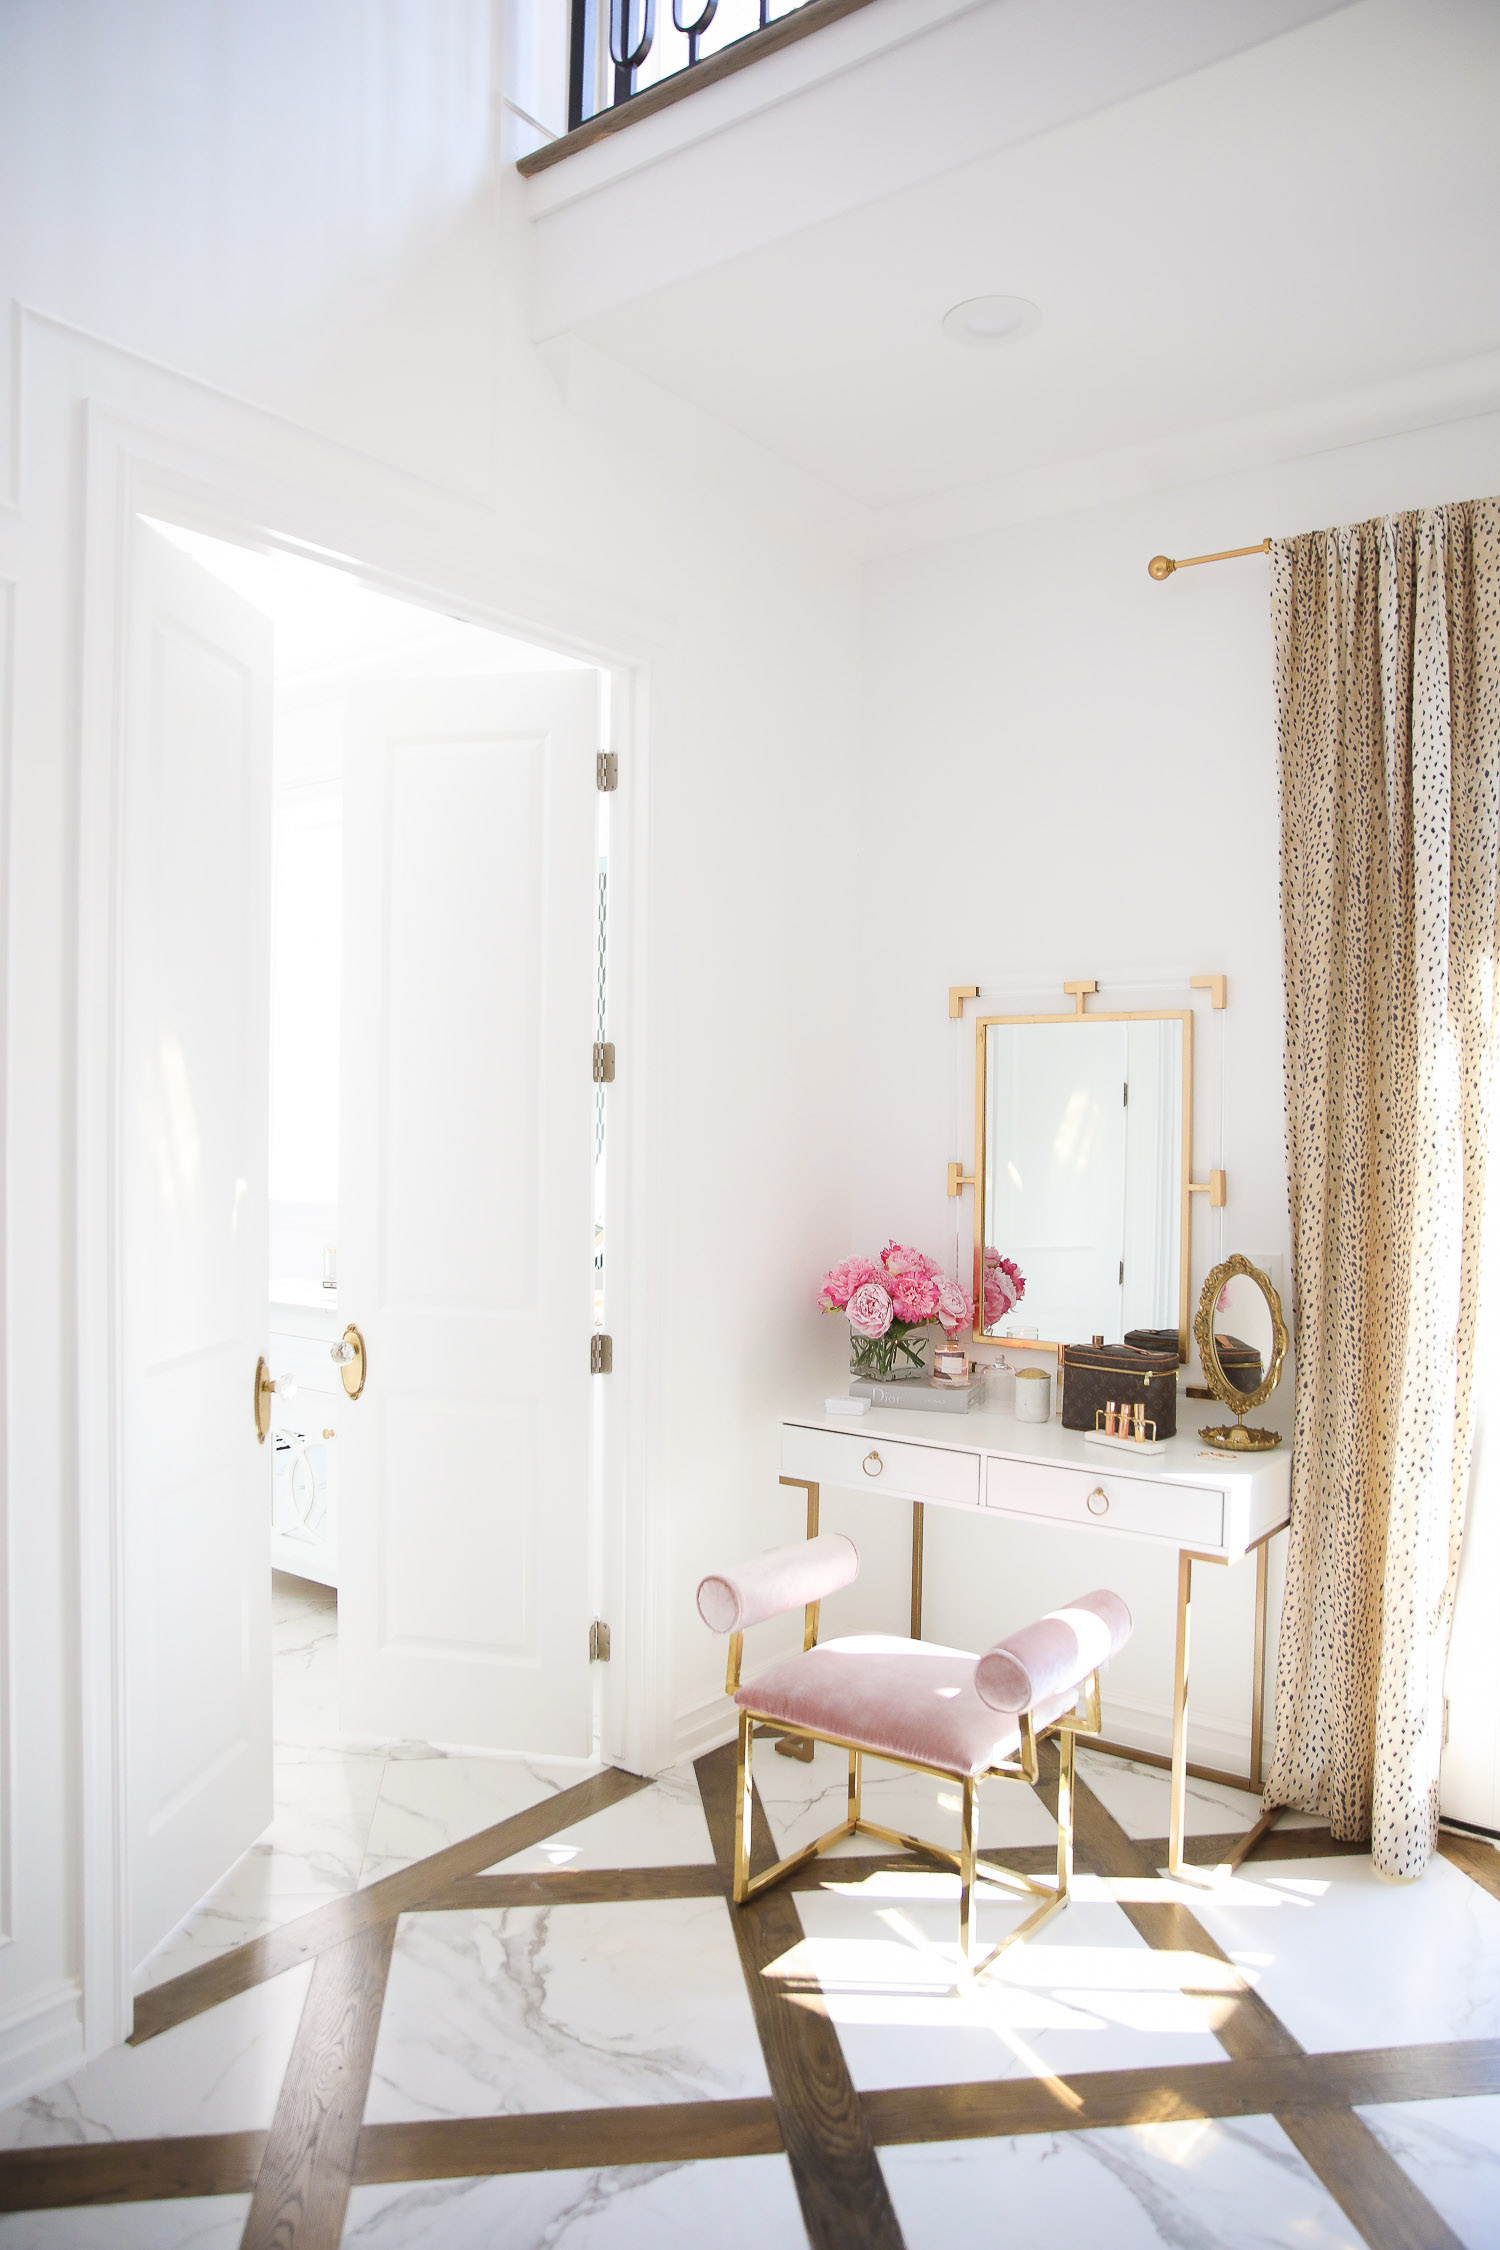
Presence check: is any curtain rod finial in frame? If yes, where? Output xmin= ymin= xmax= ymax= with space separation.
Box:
xmin=1148 ymin=554 xmax=1176 ymax=581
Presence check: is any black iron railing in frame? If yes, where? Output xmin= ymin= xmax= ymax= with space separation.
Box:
xmin=567 ymin=0 xmax=814 ymax=132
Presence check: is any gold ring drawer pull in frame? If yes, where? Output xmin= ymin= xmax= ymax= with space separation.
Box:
xmin=1086 ymin=1486 xmax=1110 ymax=1516
xmin=863 ymin=1450 xmax=884 ymax=1478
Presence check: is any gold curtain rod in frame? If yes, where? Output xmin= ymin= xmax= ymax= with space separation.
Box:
xmin=1148 ymin=538 xmax=1270 ymax=582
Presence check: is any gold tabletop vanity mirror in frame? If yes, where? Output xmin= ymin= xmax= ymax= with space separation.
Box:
xmin=1193 ymin=1253 xmax=1289 ymax=1450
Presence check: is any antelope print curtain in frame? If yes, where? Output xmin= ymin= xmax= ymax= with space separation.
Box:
xmin=1266 ymin=498 xmax=1500 ymax=1878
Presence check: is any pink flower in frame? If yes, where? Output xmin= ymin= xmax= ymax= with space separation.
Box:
xmin=935 ymin=1275 xmax=973 ymax=1336
xmin=846 ymin=1280 xmax=894 ymax=1338
xmin=881 ymin=1241 xmax=938 ymax=1280
xmin=890 ymin=1270 xmax=940 ymax=1324
xmin=818 ymin=1256 xmax=881 ymax=1312
xmin=982 ymin=1250 xmax=1026 ymax=1327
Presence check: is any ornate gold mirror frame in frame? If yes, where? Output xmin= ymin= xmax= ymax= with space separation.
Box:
xmin=953 ymin=978 xmax=1227 ymax=1359
xmin=1193 ymin=1252 xmax=1289 ymax=1451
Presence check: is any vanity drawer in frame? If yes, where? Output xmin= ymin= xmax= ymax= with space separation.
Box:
xmin=781 ymin=1424 xmax=980 ymax=1509
xmin=984 ymin=1454 xmax=1224 ymax=1548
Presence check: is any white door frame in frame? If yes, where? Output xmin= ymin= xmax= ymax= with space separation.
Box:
xmin=69 ymin=348 xmax=666 ymax=2050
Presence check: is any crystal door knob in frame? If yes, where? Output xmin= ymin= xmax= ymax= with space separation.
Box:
xmin=332 ymin=1324 xmax=367 ymax=1401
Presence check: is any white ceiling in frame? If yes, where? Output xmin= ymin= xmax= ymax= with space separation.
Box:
xmin=553 ymin=0 xmax=1500 ymax=517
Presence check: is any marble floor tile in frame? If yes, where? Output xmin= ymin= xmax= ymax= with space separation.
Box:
xmin=132 ymin=1753 xmax=387 ymax=1992
xmin=343 ymin=2154 xmax=807 ymax=2247
xmin=1075 ymin=1748 xmax=1323 ymax=1841
xmin=754 ymin=1738 xmax=1057 ymax=1863
xmin=783 ymin=1870 xmax=1228 ymax=2090
xmin=1188 ymin=1851 xmax=1500 ymax=2053
xmin=246 ymin=1753 xmax=387 ymax=1895
xmin=0 ymin=2197 xmax=251 ymax=2248
xmin=359 ymin=1755 xmax=596 ymax=1885
xmin=491 ymin=1763 xmax=714 ymax=1874
xmin=271 ymin=1572 xmax=342 ymax=1758
xmin=1358 ymin=2092 xmax=1500 ymax=2249
xmin=881 ymin=2115 xmax=1361 ymax=2249
xmin=364 ymin=1898 xmax=770 ymax=2122
xmin=134 ymin=1887 xmax=336 ymax=1994
xmin=0 ymin=1964 xmax=313 ymax=2148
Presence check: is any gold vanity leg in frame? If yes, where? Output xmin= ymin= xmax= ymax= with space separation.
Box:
xmin=848 ymin=1749 xmax=861 ymax=1832
xmin=775 ymin=1478 xmax=820 ymax=1761
xmin=1250 ymin=1536 xmax=1269 ymax=1794
xmin=1169 ymin=1550 xmax=1193 ymax=1877
xmin=779 ymin=1475 xmax=820 ymax=1542
xmin=911 ymin=1500 xmax=925 ymax=1640
xmin=1056 ymin=1726 xmax=1075 ymax=1901
xmin=959 ymin=1776 xmax=978 ymax=1968
xmin=734 ymin=1707 xmax=754 ymax=1903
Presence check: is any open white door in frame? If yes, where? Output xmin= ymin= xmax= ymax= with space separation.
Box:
xmin=122 ymin=523 xmax=274 ymax=1967
xmin=337 ymin=672 xmax=600 ymax=1755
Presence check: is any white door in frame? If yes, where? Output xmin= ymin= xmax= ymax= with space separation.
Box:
xmin=337 ymin=673 xmax=600 ymax=1755
xmin=121 ymin=523 xmax=274 ymax=1967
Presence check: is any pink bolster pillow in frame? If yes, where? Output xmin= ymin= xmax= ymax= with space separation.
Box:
xmin=697 ymin=1533 xmax=859 ymax=1635
xmin=974 ymin=1589 xmax=1132 ymax=1714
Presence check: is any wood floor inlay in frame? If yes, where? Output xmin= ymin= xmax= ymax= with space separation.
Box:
xmin=1439 ymin=1827 xmax=1500 ymax=1904
xmin=129 ymin=1764 xmax=651 ymax=2046
xmin=696 ymin=1741 xmax=907 ymax=2250
xmin=0 ymin=2130 xmax=268 ymax=2211
xmin=1278 ymin=2107 xmax=1469 ymax=2250
xmin=1061 ymin=1755 xmax=1301 ymax=2064
xmin=1141 ymin=1825 xmax=1367 ymax=1867
xmin=354 ymin=2096 xmax=785 ymax=2183
xmin=241 ymin=1917 xmax=397 ymax=2250
xmin=862 ymin=2037 xmax=1500 ymax=2147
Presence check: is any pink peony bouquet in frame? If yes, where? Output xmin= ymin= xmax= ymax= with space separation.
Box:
xmin=983 ymin=1248 xmax=1026 ymax=1330
xmin=819 ymin=1241 xmax=975 ymax=1382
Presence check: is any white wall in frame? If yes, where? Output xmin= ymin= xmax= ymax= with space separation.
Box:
xmin=833 ymin=410 xmax=1500 ymax=1766
xmin=0 ymin=0 xmax=862 ymax=2090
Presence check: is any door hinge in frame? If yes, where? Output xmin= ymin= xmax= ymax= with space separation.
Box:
xmin=589 ymin=1619 xmax=611 ymax=1662
xmin=596 ymin=751 xmax=618 ymax=792
xmin=590 ymin=1332 xmax=613 ymax=1375
xmin=1119 ymin=1259 xmax=1124 ymax=1285
xmin=593 ymin=1041 xmax=615 ymax=1083
xmin=1123 ymin=1080 xmax=1129 ymax=1107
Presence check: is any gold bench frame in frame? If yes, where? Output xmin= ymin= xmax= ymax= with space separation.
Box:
xmin=726 ymin=1623 xmax=1104 ymax=1980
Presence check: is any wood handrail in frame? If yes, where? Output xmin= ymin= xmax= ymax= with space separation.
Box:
xmin=517 ymin=0 xmax=882 ymax=178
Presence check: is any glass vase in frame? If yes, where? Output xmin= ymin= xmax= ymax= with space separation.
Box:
xmin=849 ymin=1324 xmax=929 ymax=1383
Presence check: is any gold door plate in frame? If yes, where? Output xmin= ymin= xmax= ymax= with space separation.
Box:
xmin=338 ymin=1324 xmax=367 ymax=1401
xmin=253 ymin=1356 xmax=273 ymax=1444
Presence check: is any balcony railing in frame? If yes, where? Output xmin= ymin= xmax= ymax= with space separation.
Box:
xmin=518 ymin=0 xmax=877 ymax=174
xmin=569 ymin=1 xmax=813 ymax=131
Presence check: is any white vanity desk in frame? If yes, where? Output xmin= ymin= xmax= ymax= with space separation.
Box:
xmin=778 ymin=1392 xmax=1292 ymax=1875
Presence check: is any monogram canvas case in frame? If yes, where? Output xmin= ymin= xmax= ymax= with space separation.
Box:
xmin=1060 ymin=1342 xmax=1180 ymax=1439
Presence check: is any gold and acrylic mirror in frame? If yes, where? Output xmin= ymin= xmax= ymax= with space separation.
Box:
xmin=976 ymin=1007 xmax=1191 ymax=1351
xmin=1194 ymin=1253 xmax=1289 ymax=1451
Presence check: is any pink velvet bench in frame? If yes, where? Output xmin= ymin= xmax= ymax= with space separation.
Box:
xmin=698 ymin=1532 xmax=1131 ymax=1977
